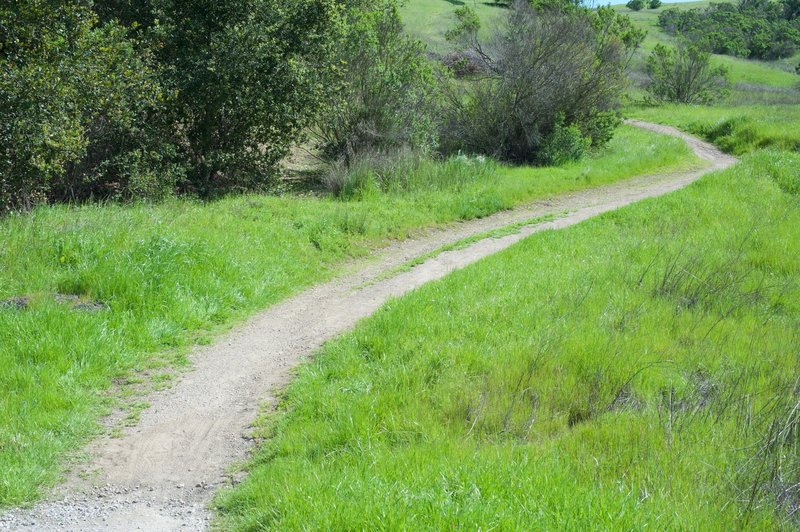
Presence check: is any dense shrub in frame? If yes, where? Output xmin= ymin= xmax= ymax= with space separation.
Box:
xmin=645 ymin=43 xmax=730 ymax=104
xmin=658 ymin=2 xmax=800 ymax=60
xmin=441 ymin=0 xmax=643 ymax=164
xmin=627 ymin=0 xmax=646 ymax=11
xmin=119 ymin=0 xmax=342 ymax=195
xmin=1 ymin=0 xmax=342 ymax=211
xmin=0 ymin=1 xmax=175 ymax=212
xmin=649 ymin=0 xmax=662 ymax=9
xmin=314 ymin=1 xmax=439 ymax=164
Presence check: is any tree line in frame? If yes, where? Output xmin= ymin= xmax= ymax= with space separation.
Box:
xmin=1 ymin=0 xmax=643 ymax=213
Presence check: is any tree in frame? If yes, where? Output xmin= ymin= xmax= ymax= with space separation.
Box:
xmin=314 ymin=0 xmax=440 ymax=163
xmin=0 ymin=0 xmax=172 ymax=212
xmin=649 ymin=0 xmax=662 ymax=9
xmin=645 ymin=43 xmax=730 ymax=104
xmin=441 ymin=0 xmax=644 ymax=164
xmin=126 ymin=0 xmax=343 ymax=195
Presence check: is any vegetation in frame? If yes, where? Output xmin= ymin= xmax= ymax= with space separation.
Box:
xmin=313 ymin=1 xmax=439 ymax=164
xmin=645 ymin=43 xmax=730 ymax=104
xmin=0 ymin=126 xmax=697 ymax=505
xmin=629 ymin=104 xmax=800 ymax=154
xmin=659 ymin=1 xmax=800 ymax=60
xmin=215 ymin=149 xmax=800 ymax=529
xmin=441 ymin=1 xmax=644 ymax=164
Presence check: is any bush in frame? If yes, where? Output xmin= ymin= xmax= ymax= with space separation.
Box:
xmin=645 ymin=43 xmax=730 ymax=104
xmin=648 ymin=0 xmax=662 ymax=9
xmin=440 ymin=0 xmax=642 ymax=164
xmin=0 ymin=0 xmax=343 ymax=212
xmin=0 ymin=1 xmax=176 ymax=212
xmin=130 ymin=0 xmax=342 ymax=196
xmin=538 ymin=116 xmax=592 ymax=166
xmin=314 ymin=1 xmax=440 ymax=165
xmin=627 ymin=0 xmax=646 ymax=11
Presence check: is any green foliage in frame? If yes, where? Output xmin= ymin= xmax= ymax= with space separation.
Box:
xmin=0 ymin=126 xmax=698 ymax=505
xmin=658 ymin=2 xmax=800 ymax=60
xmin=215 ymin=151 xmax=800 ymax=529
xmin=648 ymin=0 xmax=661 ymax=9
xmin=445 ymin=6 xmax=481 ymax=42
xmin=442 ymin=1 xmax=642 ymax=163
xmin=0 ymin=1 xmax=175 ymax=212
xmin=1 ymin=0 xmax=343 ymax=209
xmin=314 ymin=0 xmax=440 ymax=164
xmin=538 ymin=116 xmax=592 ymax=166
xmin=626 ymin=0 xmax=645 ymax=11
xmin=138 ymin=0 xmax=342 ymax=195
xmin=645 ymin=43 xmax=730 ymax=104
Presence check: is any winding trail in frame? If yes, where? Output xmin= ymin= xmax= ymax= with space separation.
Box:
xmin=1 ymin=122 xmax=736 ymax=531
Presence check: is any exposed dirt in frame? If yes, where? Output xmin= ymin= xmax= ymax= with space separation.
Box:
xmin=0 ymin=122 xmax=736 ymax=531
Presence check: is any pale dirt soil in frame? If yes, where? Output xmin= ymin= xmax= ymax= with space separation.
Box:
xmin=0 ymin=122 xmax=736 ymax=531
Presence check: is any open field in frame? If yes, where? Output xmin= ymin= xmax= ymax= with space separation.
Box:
xmin=0 ymin=126 xmax=697 ymax=506
xmin=215 ymin=148 xmax=800 ymax=529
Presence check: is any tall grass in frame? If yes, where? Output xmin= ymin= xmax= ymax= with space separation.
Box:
xmin=0 ymin=125 xmax=697 ymax=506
xmin=629 ymin=104 xmax=800 ymax=154
xmin=215 ymin=150 xmax=800 ymax=529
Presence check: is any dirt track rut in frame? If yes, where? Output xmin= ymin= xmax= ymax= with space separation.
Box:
xmin=0 ymin=121 xmax=736 ymax=530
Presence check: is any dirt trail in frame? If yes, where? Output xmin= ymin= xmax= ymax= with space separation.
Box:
xmin=0 ymin=122 xmax=736 ymax=531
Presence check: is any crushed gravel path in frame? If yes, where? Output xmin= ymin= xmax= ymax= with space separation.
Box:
xmin=0 ymin=121 xmax=736 ymax=531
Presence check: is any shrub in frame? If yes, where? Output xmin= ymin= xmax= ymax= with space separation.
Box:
xmin=440 ymin=0 xmax=641 ymax=164
xmin=314 ymin=1 xmax=440 ymax=165
xmin=645 ymin=43 xmax=730 ymax=104
xmin=627 ymin=0 xmax=646 ymax=11
xmin=129 ymin=0 xmax=342 ymax=196
xmin=538 ymin=116 xmax=592 ymax=166
xmin=0 ymin=1 xmax=176 ymax=212
xmin=648 ymin=0 xmax=662 ymax=9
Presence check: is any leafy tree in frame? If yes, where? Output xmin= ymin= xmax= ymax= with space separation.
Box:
xmin=112 ymin=0 xmax=343 ymax=195
xmin=649 ymin=0 xmax=662 ymax=9
xmin=441 ymin=0 xmax=644 ymax=164
xmin=314 ymin=1 xmax=439 ymax=163
xmin=0 ymin=1 xmax=172 ymax=212
xmin=658 ymin=2 xmax=800 ymax=60
xmin=645 ymin=43 xmax=730 ymax=104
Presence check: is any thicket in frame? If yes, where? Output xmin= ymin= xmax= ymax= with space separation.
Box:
xmin=645 ymin=44 xmax=730 ymax=104
xmin=1 ymin=0 xmax=643 ymax=211
xmin=1 ymin=0 xmax=340 ymax=211
xmin=658 ymin=0 xmax=800 ymax=60
xmin=441 ymin=0 xmax=644 ymax=164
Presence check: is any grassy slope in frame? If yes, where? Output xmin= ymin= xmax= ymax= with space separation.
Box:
xmin=400 ymin=0 xmax=508 ymax=54
xmin=0 ymin=126 xmax=697 ymax=506
xmin=629 ymin=104 xmax=800 ymax=154
xmin=215 ymin=149 xmax=800 ymax=530
xmin=616 ymin=2 xmax=800 ymax=90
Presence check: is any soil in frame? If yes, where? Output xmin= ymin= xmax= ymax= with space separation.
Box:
xmin=0 ymin=121 xmax=736 ymax=531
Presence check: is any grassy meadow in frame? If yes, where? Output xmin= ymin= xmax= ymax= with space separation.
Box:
xmin=0 ymin=126 xmax=696 ymax=506
xmin=215 ymin=148 xmax=800 ymax=529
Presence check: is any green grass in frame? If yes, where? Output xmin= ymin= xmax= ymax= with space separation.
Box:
xmin=400 ymin=0 xmax=509 ymax=54
xmin=614 ymin=1 xmax=800 ymax=92
xmin=628 ymin=104 xmax=800 ymax=154
xmin=0 ymin=125 xmax=698 ymax=506
xmin=215 ymin=149 xmax=800 ymax=529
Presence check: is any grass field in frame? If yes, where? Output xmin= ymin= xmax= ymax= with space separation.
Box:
xmin=0 ymin=126 xmax=698 ymax=506
xmin=628 ymin=104 xmax=800 ymax=154
xmin=215 ymin=148 xmax=800 ymax=529
xmin=400 ymin=0 xmax=509 ymax=54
